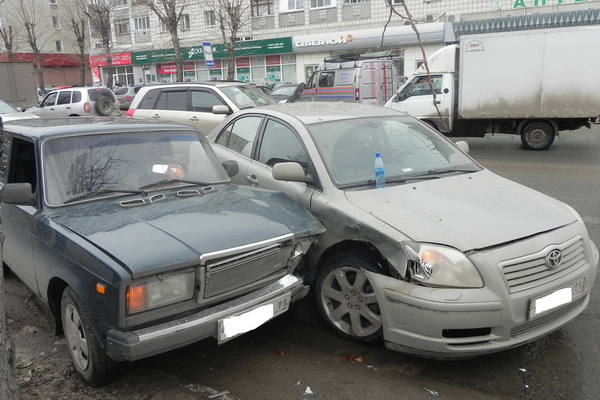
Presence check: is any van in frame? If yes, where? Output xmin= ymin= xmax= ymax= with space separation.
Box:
xmin=300 ymin=53 xmax=398 ymax=106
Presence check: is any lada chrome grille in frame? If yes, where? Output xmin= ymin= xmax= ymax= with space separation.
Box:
xmin=501 ymin=236 xmax=585 ymax=293
xmin=201 ymin=238 xmax=293 ymax=299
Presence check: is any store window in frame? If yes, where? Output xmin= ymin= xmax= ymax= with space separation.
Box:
xmin=113 ymin=66 xmax=134 ymax=86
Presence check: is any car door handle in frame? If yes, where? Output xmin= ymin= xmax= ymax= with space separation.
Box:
xmin=435 ymin=100 xmax=441 ymax=104
xmin=151 ymin=114 xmax=161 ymax=118
xmin=190 ymin=116 xmax=199 ymax=121
xmin=246 ymin=175 xmax=258 ymax=185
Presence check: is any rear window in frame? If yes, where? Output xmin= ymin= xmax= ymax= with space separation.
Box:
xmin=86 ymin=88 xmax=116 ymax=101
xmin=113 ymin=87 xmax=129 ymax=95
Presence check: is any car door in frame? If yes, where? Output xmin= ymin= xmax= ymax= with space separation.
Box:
xmin=189 ymin=89 xmax=230 ymax=135
xmin=246 ymin=118 xmax=316 ymax=208
xmin=212 ymin=115 xmax=264 ymax=185
xmin=148 ymin=88 xmax=190 ymax=125
xmin=31 ymin=91 xmax=59 ymax=117
xmin=53 ymin=90 xmax=74 ymax=116
xmin=0 ymin=137 xmax=39 ymax=293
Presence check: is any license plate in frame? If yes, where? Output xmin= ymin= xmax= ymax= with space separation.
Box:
xmin=528 ymin=278 xmax=584 ymax=319
xmin=218 ymin=292 xmax=291 ymax=343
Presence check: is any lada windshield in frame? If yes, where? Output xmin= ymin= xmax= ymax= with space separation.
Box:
xmin=42 ymin=130 xmax=230 ymax=205
xmin=307 ymin=116 xmax=481 ymax=188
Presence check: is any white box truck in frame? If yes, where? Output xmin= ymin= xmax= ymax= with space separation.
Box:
xmin=385 ymin=26 xmax=600 ymax=150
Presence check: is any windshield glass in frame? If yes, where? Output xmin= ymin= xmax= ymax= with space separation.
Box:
xmin=219 ymin=85 xmax=276 ymax=109
xmin=271 ymin=86 xmax=297 ymax=96
xmin=307 ymin=116 xmax=481 ymax=188
xmin=42 ymin=130 xmax=229 ymax=205
xmin=0 ymin=101 xmax=19 ymax=114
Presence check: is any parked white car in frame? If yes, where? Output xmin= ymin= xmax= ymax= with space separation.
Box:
xmin=26 ymin=87 xmax=119 ymax=117
xmin=207 ymin=102 xmax=599 ymax=358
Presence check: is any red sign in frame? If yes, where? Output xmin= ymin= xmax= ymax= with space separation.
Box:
xmin=266 ymin=55 xmax=281 ymax=66
xmin=236 ymin=57 xmax=250 ymax=67
xmin=158 ymin=61 xmax=196 ymax=74
xmin=89 ymin=52 xmax=132 ymax=67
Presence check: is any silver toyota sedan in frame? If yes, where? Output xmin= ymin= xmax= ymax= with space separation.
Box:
xmin=207 ymin=102 xmax=599 ymax=359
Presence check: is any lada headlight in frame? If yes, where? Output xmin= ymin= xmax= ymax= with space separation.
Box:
xmin=127 ymin=268 xmax=195 ymax=314
xmin=402 ymin=242 xmax=484 ymax=288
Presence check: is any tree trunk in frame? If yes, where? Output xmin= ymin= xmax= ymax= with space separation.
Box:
xmin=0 ymin=216 xmax=21 ymax=400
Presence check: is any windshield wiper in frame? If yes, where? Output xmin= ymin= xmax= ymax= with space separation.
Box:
xmin=426 ymin=168 xmax=479 ymax=175
xmin=139 ymin=178 xmax=211 ymax=190
xmin=64 ymin=188 xmax=146 ymax=204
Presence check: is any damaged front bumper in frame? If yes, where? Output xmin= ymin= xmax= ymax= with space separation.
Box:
xmin=106 ymin=274 xmax=309 ymax=361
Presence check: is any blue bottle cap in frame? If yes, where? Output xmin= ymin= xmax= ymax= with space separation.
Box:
xmin=375 ymin=152 xmax=381 ymax=157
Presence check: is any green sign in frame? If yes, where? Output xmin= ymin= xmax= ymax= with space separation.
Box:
xmin=132 ymin=38 xmax=292 ymax=65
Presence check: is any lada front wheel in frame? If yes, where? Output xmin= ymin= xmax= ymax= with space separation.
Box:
xmin=61 ymin=286 xmax=119 ymax=386
xmin=316 ymin=252 xmax=383 ymax=343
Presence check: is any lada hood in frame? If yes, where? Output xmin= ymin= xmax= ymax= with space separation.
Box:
xmin=51 ymin=185 xmax=323 ymax=277
xmin=344 ymin=170 xmax=576 ymax=252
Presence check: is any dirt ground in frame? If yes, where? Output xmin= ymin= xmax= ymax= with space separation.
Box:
xmin=3 ymin=268 xmax=240 ymax=400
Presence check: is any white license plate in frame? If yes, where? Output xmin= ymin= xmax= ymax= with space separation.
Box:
xmin=528 ymin=278 xmax=584 ymax=319
xmin=218 ymin=292 xmax=291 ymax=343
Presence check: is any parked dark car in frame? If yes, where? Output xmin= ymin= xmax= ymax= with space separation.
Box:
xmin=269 ymin=83 xmax=305 ymax=103
xmin=0 ymin=117 xmax=323 ymax=386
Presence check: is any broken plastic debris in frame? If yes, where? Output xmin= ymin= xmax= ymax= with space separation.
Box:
xmin=304 ymin=387 xmax=314 ymax=395
xmin=275 ymin=349 xmax=284 ymax=355
xmin=342 ymin=355 xmax=364 ymax=363
xmin=424 ymin=388 xmax=439 ymax=396
xmin=519 ymin=368 xmax=527 ymax=372
xmin=207 ymin=390 xmax=230 ymax=399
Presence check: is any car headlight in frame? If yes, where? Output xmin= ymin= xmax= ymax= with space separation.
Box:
xmin=402 ymin=242 xmax=484 ymax=288
xmin=127 ymin=268 xmax=195 ymax=314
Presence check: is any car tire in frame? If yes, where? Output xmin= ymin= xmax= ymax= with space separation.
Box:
xmin=521 ymin=121 xmax=555 ymax=150
xmin=95 ymin=96 xmax=114 ymax=116
xmin=61 ymin=286 xmax=119 ymax=386
xmin=315 ymin=252 xmax=384 ymax=343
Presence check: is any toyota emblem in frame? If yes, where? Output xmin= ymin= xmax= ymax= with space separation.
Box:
xmin=546 ymin=249 xmax=563 ymax=268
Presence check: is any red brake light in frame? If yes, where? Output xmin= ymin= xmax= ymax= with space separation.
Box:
xmin=84 ymin=102 xmax=90 ymax=113
xmin=126 ymin=108 xmax=135 ymax=117
xmin=126 ymin=95 xmax=132 ymax=102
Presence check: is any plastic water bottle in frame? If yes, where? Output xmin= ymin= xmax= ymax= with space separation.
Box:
xmin=374 ymin=153 xmax=385 ymax=189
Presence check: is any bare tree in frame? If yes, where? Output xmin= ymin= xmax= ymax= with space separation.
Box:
xmin=5 ymin=0 xmax=50 ymax=93
xmin=0 ymin=11 xmax=16 ymax=62
xmin=63 ymin=0 xmax=89 ymax=87
xmin=385 ymin=0 xmax=447 ymax=130
xmin=139 ymin=0 xmax=186 ymax=82
xmin=86 ymin=0 xmax=116 ymax=88
xmin=211 ymin=0 xmax=251 ymax=80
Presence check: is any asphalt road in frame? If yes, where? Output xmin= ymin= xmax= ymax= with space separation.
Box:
xmin=5 ymin=125 xmax=600 ymax=400
xmin=139 ymin=126 xmax=600 ymax=400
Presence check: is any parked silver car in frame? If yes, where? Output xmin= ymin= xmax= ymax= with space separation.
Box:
xmin=207 ymin=102 xmax=599 ymax=358
xmin=113 ymin=85 xmax=145 ymax=110
xmin=26 ymin=87 xmax=119 ymax=117
xmin=127 ymin=81 xmax=276 ymax=135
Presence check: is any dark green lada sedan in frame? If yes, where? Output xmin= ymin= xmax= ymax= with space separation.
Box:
xmin=0 ymin=116 xmax=324 ymax=387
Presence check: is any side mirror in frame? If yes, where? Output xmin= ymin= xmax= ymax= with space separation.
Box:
xmin=222 ymin=160 xmax=239 ymax=177
xmin=0 ymin=183 xmax=35 ymax=205
xmin=272 ymin=162 xmax=306 ymax=182
xmin=212 ymin=105 xmax=231 ymax=115
xmin=455 ymin=141 xmax=469 ymax=154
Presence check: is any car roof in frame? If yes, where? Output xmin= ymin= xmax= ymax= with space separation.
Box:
xmin=143 ymin=81 xmax=254 ymax=88
xmin=239 ymin=102 xmax=406 ymax=125
xmin=1 ymin=117 xmax=202 ymax=141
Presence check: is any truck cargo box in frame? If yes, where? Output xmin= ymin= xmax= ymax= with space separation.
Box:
xmin=458 ymin=26 xmax=600 ymax=120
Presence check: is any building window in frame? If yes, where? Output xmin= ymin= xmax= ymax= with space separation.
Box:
xmin=55 ymin=40 xmax=62 ymax=51
xmin=114 ymin=18 xmax=130 ymax=35
xmin=115 ymin=0 xmax=128 ymax=6
xmin=134 ymin=16 xmax=150 ymax=30
xmin=204 ymin=11 xmax=216 ymax=26
xmin=287 ymin=0 xmax=304 ymax=10
xmin=252 ymin=0 xmax=273 ymax=16
xmin=343 ymin=0 xmax=368 ymax=3
xmin=181 ymin=14 xmax=191 ymax=30
xmin=52 ymin=16 xmax=60 ymax=29
xmin=391 ymin=0 xmax=402 ymax=3
xmin=310 ymin=0 xmax=332 ymax=8
xmin=49 ymin=0 xmax=57 ymax=5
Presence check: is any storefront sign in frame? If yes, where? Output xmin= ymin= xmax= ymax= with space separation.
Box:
xmin=89 ymin=52 xmax=132 ymax=67
xmin=292 ymin=23 xmax=454 ymax=53
xmin=131 ymin=38 xmax=293 ymax=65
xmin=158 ymin=62 xmax=195 ymax=75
